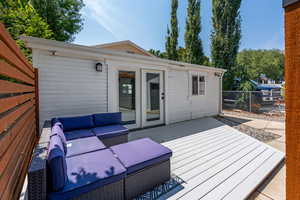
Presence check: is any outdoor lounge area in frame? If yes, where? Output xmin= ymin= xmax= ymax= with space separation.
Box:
xmin=27 ymin=114 xmax=284 ymax=200
xmin=29 ymin=112 xmax=172 ymax=200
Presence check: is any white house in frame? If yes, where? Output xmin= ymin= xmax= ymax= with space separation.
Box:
xmin=22 ymin=37 xmax=226 ymax=129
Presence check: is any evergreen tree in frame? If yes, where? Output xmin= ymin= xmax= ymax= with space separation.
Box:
xmin=211 ymin=0 xmax=242 ymax=90
xmin=165 ymin=0 xmax=179 ymax=61
xmin=184 ymin=0 xmax=204 ymax=64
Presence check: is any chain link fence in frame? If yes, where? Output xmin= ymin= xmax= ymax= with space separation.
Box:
xmin=223 ymin=90 xmax=285 ymax=119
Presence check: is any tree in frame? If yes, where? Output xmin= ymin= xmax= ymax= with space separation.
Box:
xmin=177 ymin=47 xmax=186 ymax=62
xmin=184 ymin=0 xmax=204 ymax=65
xmin=148 ymin=49 xmax=166 ymax=58
xmin=237 ymin=49 xmax=284 ymax=82
xmin=31 ymin=0 xmax=84 ymax=42
xmin=166 ymin=0 xmax=179 ymax=61
xmin=0 ymin=0 xmax=53 ymax=58
xmin=211 ymin=0 xmax=242 ymax=90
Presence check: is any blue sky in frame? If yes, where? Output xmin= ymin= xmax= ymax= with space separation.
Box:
xmin=74 ymin=0 xmax=284 ymax=57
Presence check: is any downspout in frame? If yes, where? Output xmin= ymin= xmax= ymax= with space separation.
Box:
xmin=219 ymin=72 xmax=225 ymax=115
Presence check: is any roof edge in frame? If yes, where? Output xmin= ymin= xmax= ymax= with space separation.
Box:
xmin=20 ymin=36 xmax=226 ymax=73
xmin=91 ymin=40 xmax=155 ymax=57
xmin=283 ymin=0 xmax=300 ymax=7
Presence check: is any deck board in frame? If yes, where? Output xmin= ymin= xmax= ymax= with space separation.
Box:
xmin=130 ymin=117 xmax=284 ymax=200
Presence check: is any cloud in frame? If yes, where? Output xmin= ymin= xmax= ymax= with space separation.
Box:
xmin=83 ymin=0 xmax=129 ymax=40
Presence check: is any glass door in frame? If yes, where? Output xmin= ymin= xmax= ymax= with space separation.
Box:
xmin=142 ymin=70 xmax=165 ymax=127
xmin=118 ymin=71 xmax=136 ymax=125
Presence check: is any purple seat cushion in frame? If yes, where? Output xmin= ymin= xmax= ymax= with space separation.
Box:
xmin=50 ymin=122 xmax=67 ymax=154
xmin=66 ymin=136 xmax=106 ymax=157
xmin=93 ymin=112 xmax=122 ymax=126
xmin=110 ymin=138 xmax=172 ymax=174
xmin=92 ymin=125 xmax=128 ymax=139
xmin=64 ymin=129 xmax=95 ymax=141
xmin=47 ymin=135 xmax=68 ymax=191
xmin=48 ymin=149 xmax=126 ymax=200
xmin=58 ymin=115 xmax=94 ymax=131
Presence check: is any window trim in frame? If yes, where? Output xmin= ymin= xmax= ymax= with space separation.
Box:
xmin=199 ymin=75 xmax=206 ymax=96
xmin=192 ymin=75 xmax=199 ymax=96
xmin=191 ymin=73 xmax=206 ymax=97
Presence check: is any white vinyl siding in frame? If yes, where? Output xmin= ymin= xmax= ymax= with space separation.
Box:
xmin=168 ymin=70 xmax=191 ymax=123
xmin=36 ymin=50 xmax=108 ymax=127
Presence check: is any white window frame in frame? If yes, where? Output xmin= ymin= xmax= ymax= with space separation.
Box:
xmin=199 ymin=75 xmax=206 ymax=96
xmin=191 ymin=73 xmax=206 ymax=96
xmin=192 ymin=75 xmax=199 ymax=96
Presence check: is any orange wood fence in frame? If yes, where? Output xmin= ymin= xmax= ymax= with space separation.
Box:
xmin=0 ymin=23 xmax=39 ymax=200
xmin=284 ymin=2 xmax=300 ymax=200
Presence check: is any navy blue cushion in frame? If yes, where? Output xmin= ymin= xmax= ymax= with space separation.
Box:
xmin=92 ymin=125 xmax=128 ymax=139
xmin=66 ymin=136 xmax=106 ymax=157
xmin=48 ymin=149 xmax=126 ymax=200
xmin=58 ymin=115 xmax=94 ymax=131
xmin=47 ymin=135 xmax=68 ymax=191
xmin=110 ymin=138 xmax=172 ymax=174
xmin=64 ymin=129 xmax=95 ymax=141
xmin=93 ymin=112 xmax=122 ymax=127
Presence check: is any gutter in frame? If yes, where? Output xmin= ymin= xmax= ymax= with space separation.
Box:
xmin=20 ymin=36 xmax=226 ymax=74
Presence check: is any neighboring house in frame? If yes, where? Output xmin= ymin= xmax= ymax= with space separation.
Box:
xmin=21 ymin=37 xmax=225 ymax=129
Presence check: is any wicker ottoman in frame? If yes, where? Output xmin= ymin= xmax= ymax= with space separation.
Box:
xmin=110 ymin=138 xmax=173 ymax=199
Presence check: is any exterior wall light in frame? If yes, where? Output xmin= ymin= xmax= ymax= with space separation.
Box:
xmin=95 ymin=62 xmax=103 ymax=72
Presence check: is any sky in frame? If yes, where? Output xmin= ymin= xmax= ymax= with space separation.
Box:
xmin=74 ymin=0 xmax=284 ymax=57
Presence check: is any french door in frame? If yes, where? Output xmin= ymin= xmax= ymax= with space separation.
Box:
xmin=141 ymin=70 xmax=165 ymax=127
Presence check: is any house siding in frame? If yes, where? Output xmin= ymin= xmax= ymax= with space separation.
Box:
xmin=35 ymin=50 xmax=108 ymax=127
xmin=33 ymin=49 xmax=221 ymax=129
xmin=167 ymin=70 xmax=220 ymax=124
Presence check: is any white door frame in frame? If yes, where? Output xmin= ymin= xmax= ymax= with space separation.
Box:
xmin=109 ymin=65 xmax=141 ymax=129
xmin=141 ymin=69 xmax=165 ymax=127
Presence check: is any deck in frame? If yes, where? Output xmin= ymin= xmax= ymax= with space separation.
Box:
xmin=130 ymin=117 xmax=285 ymax=200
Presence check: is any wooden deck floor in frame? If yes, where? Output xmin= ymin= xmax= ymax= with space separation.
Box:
xmin=130 ymin=118 xmax=285 ymax=200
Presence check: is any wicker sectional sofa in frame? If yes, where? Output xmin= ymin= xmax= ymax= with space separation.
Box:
xmin=28 ymin=113 xmax=172 ymax=200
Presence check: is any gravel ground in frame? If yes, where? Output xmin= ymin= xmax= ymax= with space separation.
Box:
xmin=215 ymin=115 xmax=282 ymax=143
xmin=223 ymin=110 xmax=285 ymax=122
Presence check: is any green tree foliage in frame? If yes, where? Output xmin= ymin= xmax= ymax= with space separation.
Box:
xmin=237 ymin=49 xmax=284 ymax=82
xmin=0 ymin=0 xmax=53 ymax=58
xmin=177 ymin=47 xmax=186 ymax=62
xmin=148 ymin=49 xmax=166 ymax=58
xmin=166 ymin=0 xmax=179 ymax=61
xmin=211 ymin=0 xmax=242 ymax=90
xmin=184 ymin=0 xmax=204 ymax=65
xmin=31 ymin=0 xmax=84 ymax=42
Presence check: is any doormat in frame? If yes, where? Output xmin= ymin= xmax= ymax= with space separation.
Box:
xmin=134 ymin=174 xmax=185 ymax=200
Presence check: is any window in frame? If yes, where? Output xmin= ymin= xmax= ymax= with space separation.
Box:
xmin=192 ymin=75 xmax=206 ymax=96
xmin=192 ymin=76 xmax=198 ymax=95
xmin=199 ymin=76 xmax=205 ymax=95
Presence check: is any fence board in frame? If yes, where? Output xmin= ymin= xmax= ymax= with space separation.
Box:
xmin=0 ymin=125 xmax=35 ymax=200
xmin=0 ymin=108 xmax=34 ymax=157
xmin=0 ymin=60 xmax=34 ymax=85
xmin=0 ymin=23 xmax=38 ymax=200
xmin=0 ymin=93 xmax=34 ymax=114
xmin=0 ymin=100 xmax=34 ymax=134
xmin=0 ymin=79 xmax=35 ymax=94
xmin=0 ymin=118 xmax=34 ymax=184
xmin=0 ymin=23 xmax=34 ymax=73
xmin=0 ymin=40 xmax=34 ymax=78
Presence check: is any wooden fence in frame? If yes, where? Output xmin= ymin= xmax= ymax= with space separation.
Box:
xmin=285 ymin=2 xmax=300 ymax=199
xmin=0 ymin=23 xmax=38 ymax=200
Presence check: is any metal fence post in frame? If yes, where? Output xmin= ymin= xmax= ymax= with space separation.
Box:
xmin=249 ymin=91 xmax=252 ymax=112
